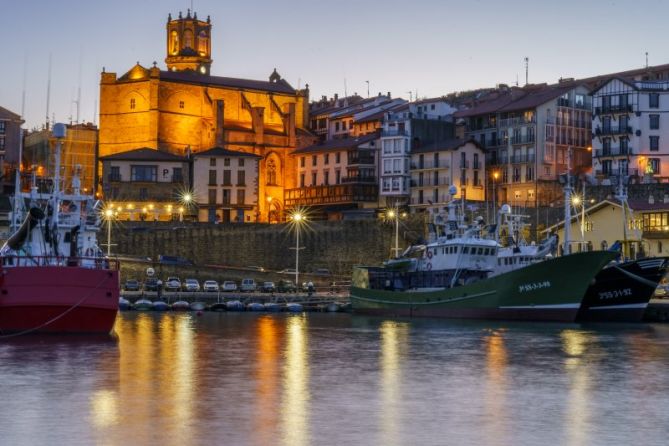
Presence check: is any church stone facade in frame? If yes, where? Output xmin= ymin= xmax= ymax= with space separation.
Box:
xmin=98 ymin=10 xmax=313 ymax=222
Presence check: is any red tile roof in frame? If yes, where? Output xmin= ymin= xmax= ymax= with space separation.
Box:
xmin=160 ymin=70 xmax=296 ymax=94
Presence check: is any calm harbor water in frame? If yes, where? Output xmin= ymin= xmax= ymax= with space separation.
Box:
xmin=2 ymin=313 xmax=669 ymax=446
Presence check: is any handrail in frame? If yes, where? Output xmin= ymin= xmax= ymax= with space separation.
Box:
xmin=1 ymin=255 xmax=120 ymax=270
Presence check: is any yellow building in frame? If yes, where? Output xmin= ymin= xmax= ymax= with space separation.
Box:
xmin=545 ymin=199 xmax=669 ymax=258
xmin=23 ymin=123 xmax=98 ymax=195
xmin=98 ymin=10 xmax=313 ymax=221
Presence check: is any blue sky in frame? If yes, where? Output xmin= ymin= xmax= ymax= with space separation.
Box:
xmin=1 ymin=0 xmax=668 ymax=128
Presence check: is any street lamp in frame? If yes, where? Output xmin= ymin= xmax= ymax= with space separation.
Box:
xmin=386 ymin=208 xmax=407 ymax=258
xmin=102 ymin=206 xmax=115 ymax=256
xmin=289 ymin=210 xmax=307 ymax=287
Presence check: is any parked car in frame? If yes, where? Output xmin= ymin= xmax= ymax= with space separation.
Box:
xmin=222 ymin=281 xmax=238 ymax=292
xmin=183 ymin=279 xmax=201 ymax=292
xmin=246 ymin=266 xmax=265 ymax=272
xmin=164 ymin=277 xmax=181 ymax=291
xmin=313 ymin=268 xmax=331 ymax=276
xmin=279 ymin=268 xmax=297 ymax=275
xmin=143 ymin=277 xmax=160 ymax=291
xmin=203 ymin=280 xmax=219 ymax=292
xmin=277 ymin=280 xmax=297 ymax=293
xmin=124 ymin=279 xmax=140 ymax=291
xmin=240 ymin=278 xmax=257 ymax=292
xmin=261 ymin=281 xmax=276 ymax=293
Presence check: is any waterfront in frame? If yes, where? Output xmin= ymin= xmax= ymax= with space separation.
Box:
xmin=2 ymin=313 xmax=669 ymax=445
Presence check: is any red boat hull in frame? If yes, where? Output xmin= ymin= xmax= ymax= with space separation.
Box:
xmin=0 ymin=266 xmax=119 ymax=334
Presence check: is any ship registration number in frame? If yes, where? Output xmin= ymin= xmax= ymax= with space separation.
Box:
xmin=518 ymin=281 xmax=551 ymax=293
xmin=598 ymin=288 xmax=632 ymax=300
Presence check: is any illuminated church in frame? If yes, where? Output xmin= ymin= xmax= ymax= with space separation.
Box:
xmin=98 ymin=10 xmax=312 ymax=221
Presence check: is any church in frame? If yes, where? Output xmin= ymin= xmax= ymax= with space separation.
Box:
xmin=98 ymin=10 xmax=313 ymax=222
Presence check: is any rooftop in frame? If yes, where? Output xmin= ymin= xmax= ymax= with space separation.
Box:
xmin=99 ymin=148 xmax=187 ymax=162
xmin=293 ymin=132 xmax=379 ymax=155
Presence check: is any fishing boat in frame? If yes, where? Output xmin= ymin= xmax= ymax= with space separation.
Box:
xmin=0 ymin=124 xmax=119 ymax=335
xmin=171 ymin=300 xmax=190 ymax=311
xmin=497 ymin=167 xmax=668 ymax=322
xmin=133 ymin=299 xmax=153 ymax=311
xmin=350 ymin=186 xmax=616 ymax=322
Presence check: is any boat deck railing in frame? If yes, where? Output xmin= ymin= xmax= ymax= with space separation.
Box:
xmin=0 ymin=255 xmax=120 ymax=271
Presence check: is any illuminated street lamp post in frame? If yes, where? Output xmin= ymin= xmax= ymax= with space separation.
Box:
xmin=290 ymin=211 xmax=306 ymax=287
xmin=103 ymin=207 xmax=115 ymax=256
xmin=492 ymin=171 xmax=499 ymax=224
xmin=387 ymin=208 xmax=407 ymax=258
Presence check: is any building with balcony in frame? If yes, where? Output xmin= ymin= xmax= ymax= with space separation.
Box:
xmin=23 ymin=123 xmax=98 ymax=196
xmin=455 ymin=82 xmax=592 ymax=207
xmin=591 ymin=77 xmax=669 ymax=183
xmin=100 ymin=148 xmax=190 ymax=221
xmin=192 ymin=147 xmax=261 ymax=223
xmin=0 ymin=105 xmax=23 ymax=195
xmin=409 ymin=139 xmax=485 ymax=209
xmin=380 ymin=101 xmax=455 ymax=207
xmin=286 ymin=132 xmax=379 ymax=219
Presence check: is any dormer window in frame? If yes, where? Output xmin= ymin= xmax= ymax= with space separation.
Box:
xmin=179 ymin=101 xmax=185 ymax=109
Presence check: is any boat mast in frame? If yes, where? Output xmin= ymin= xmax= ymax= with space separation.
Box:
xmin=616 ymin=176 xmax=629 ymax=260
xmin=11 ymin=129 xmax=24 ymax=233
xmin=563 ymin=148 xmax=572 ymax=255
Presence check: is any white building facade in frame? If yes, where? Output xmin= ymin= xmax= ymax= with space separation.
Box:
xmin=591 ymin=77 xmax=669 ymax=182
xmin=192 ymin=147 xmax=260 ymax=223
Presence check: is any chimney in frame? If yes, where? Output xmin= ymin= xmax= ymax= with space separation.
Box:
xmin=387 ymin=91 xmax=391 ymax=98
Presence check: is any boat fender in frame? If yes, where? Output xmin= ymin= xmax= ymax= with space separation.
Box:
xmin=427 ymin=250 xmax=433 ymax=259
xmin=426 ymin=262 xmax=432 ymax=271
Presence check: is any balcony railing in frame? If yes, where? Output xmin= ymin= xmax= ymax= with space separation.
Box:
xmin=510 ymin=154 xmax=536 ymax=164
xmin=498 ymin=116 xmax=536 ymax=128
xmin=381 ymin=129 xmax=409 ymax=137
xmin=546 ymin=118 xmax=590 ymax=128
xmin=410 ymin=161 xmax=449 ymax=170
xmin=595 ymin=125 xmax=633 ymax=136
xmin=459 ymin=160 xmax=469 ymax=169
xmin=340 ymin=176 xmax=377 ymax=184
xmin=410 ymin=177 xmax=451 ymax=187
xmin=595 ymin=104 xmax=633 ymax=115
xmin=108 ymin=174 xmax=122 ymax=182
xmin=348 ymin=156 xmax=375 ymax=165
xmin=594 ymin=147 xmax=635 ymax=157
xmin=285 ymin=184 xmax=378 ymax=207
xmin=511 ymin=134 xmax=535 ymax=145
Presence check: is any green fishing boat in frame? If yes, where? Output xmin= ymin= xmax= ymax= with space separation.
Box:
xmin=351 ymin=250 xmax=616 ymax=322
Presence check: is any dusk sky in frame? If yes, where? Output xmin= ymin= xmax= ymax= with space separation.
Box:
xmin=1 ymin=0 xmax=668 ymax=129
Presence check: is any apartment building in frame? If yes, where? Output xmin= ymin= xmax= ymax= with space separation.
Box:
xmin=380 ymin=100 xmax=455 ymax=207
xmin=591 ymin=77 xmax=669 ymax=183
xmin=455 ymin=83 xmax=592 ymax=207
xmin=192 ymin=147 xmax=261 ymax=223
xmin=409 ymin=139 xmax=485 ymax=210
xmin=286 ymin=132 xmax=379 ymax=219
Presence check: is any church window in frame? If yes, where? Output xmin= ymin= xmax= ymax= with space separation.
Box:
xmin=300 ymin=157 xmax=305 ymax=167
xmin=170 ymin=30 xmax=179 ymax=55
xmin=300 ymin=173 xmax=305 ymax=187
xmin=198 ymin=31 xmax=208 ymax=56
xmin=184 ymin=29 xmax=193 ymax=49
xmin=179 ymin=101 xmax=185 ymax=109
xmin=130 ymin=98 xmax=136 ymax=110
xmin=267 ymin=159 xmax=277 ymax=185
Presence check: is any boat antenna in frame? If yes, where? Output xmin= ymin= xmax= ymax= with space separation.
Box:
xmin=562 ymin=147 xmax=572 ymax=255
xmin=46 ymin=53 xmax=52 ymax=129
xmin=21 ymin=52 xmax=27 ymax=118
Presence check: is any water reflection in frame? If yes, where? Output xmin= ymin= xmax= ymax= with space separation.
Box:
xmin=254 ymin=316 xmax=281 ymax=445
xmin=379 ymin=320 xmax=410 ymax=446
xmin=483 ymin=328 xmax=509 ymax=444
xmin=561 ymin=329 xmax=594 ymax=446
xmin=281 ymin=315 xmax=310 ymax=446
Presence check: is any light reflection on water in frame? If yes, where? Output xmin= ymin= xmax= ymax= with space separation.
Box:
xmin=1 ymin=314 xmax=669 ymax=446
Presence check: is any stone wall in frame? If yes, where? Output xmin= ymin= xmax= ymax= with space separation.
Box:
xmin=113 ymin=217 xmax=425 ymax=277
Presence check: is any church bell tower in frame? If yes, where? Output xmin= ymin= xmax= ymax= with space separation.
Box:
xmin=165 ymin=10 xmax=213 ymax=74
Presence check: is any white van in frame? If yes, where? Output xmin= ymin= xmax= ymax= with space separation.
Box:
xmin=240 ymin=278 xmax=256 ymax=292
